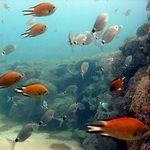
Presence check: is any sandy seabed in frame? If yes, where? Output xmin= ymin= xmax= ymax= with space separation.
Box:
xmin=0 ymin=115 xmax=83 ymax=150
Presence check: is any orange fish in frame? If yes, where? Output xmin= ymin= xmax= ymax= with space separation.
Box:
xmin=86 ymin=117 xmax=150 ymax=141
xmin=0 ymin=72 xmax=24 ymax=88
xmin=110 ymin=77 xmax=126 ymax=92
xmin=22 ymin=2 xmax=56 ymax=17
xmin=15 ymin=83 xmax=48 ymax=98
xmin=21 ymin=23 xmax=47 ymax=38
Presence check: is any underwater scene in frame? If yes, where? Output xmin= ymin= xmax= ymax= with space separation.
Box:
xmin=0 ymin=0 xmax=150 ymax=150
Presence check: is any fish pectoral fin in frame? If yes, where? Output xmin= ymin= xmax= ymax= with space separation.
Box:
xmin=22 ymin=93 xmax=30 ymax=97
xmin=100 ymin=133 xmax=110 ymax=137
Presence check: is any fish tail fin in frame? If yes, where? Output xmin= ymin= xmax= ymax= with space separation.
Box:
xmin=15 ymin=88 xmax=23 ymax=93
xmin=22 ymin=9 xmax=33 ymax=13
xmin=58 ymin=118 xmax=64 ymax=127
xmin=21 ymin=33 xmax=29 ymax=38
xmin=1 ymin=51 xmax=5 ymax=56
xmin=100 ymin=40 xmax=105 ymax=51
xmin=86 ymin=121 xmax=106 ymax=133
xmin=7 ymin=138 xmax=16 ymax=150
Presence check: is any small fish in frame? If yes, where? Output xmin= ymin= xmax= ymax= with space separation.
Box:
xmin=21 ymin=23 xmax=47 ymax=38
xmin=86 ymin=117 xmax=150 ymax=141
xmin=82 ymin=31 xmax=95 ymax=45
xmin=68 ymin=32 xmax=75 ymax=46
xmin=38 ymin=109 xmax=54 ymax=126
xmin=1 ymin=2 xmax=9 ymax=10
xmin=15 ymin=83 xmax=48 ymax=98
xmin=1 ymin=44 xmax=16 ymax=56
xmin=63 ymin=102 xmax=85 ymax=120
xmin=114 ymin=9 xmax=118 ymax=13
xmin=63 ymin=85 xmax=78 ymax=95
xmin=74 ymin=34 xmax=87 ymax=45
xmin=81 ymin=62 xmax=89 ymax=78
xmin=41 ymin=100 xmax=48 ymax=110
xmin=99 ymin=102 xmax=110 ymax=111
xmin=146 ymin=0 xmax=150 ymax=11
xmin=124 ymin=9 xmax=131 ymax=17
xmin=110 ymin=77 xmax=126 ymax=92
xmin=101 ymin=25 xmax=119 ymax=46
xmin=7 ymin=123 xmax=39 ymax=150
xmin=23 ymin=2 xmax=56 ymax=16
xmin=94 ymin=31 xmax=104 ymax=40
xmin=68 ymin=32 xmax=75 ymax=52
xmin=124 ymin=55 xmax=132 ymax=67
xmin=0 ymin=72 xmax=24 ymax=88
xmin=26 ymin=18 xmax=36 ymax=26
xmin=92 ymin=13 xmax=108 ymax=33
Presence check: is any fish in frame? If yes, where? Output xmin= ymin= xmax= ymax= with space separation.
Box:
xmin=146 ymin=0 xmax=150 ymax=11
xmin=101 ymin=25 xmax=119 ymax=46
xmin=7 ymin=123 xmax=39 ymax=150
xmin=26 ymin=18 xmax=36 ymax=26
xmin=124 ymin=55 xmax=132 ymax=67
xmin=82 ymin=31 xmax=95 ymax=45
xmin=38 ymin=109 xmax=54 ymax=126
xmin=124 ymin=9 xmax=131 ymax=17
xmin=110 ymin=77 xmax=126 ymax=92
xmin=94 ymin=31 xmax=104 ymax=40
xmin=68 ymin=32 xmax=75 ymax=46
xmin=1 ymin=44 xmax=16 ymax=56
xmin=114 ymin=9 xmax=118 ymax=13
xmin=86 ymin=117 xmax=150 ymax=141
xmin=74 ymin=34 xmax=87 ymax=45
xmin=21 ymin=23 xmax=47 ymax=38
xmin=15 ymin=83 xmax=48 ymax=98
xmin=1 ymin=2 xmax=9 ymax=10
xmin=68 ymin=32 xmax=75 ymax=52
xmin=63 ymin=85 xmax=78 ymax=95
xmin=0 ymin=72 xmax=24 ymax=88
xmin=23 ymin=2 xmax=56 ymax=17
xmin=63 ymin=102 xmax=85 ymax=120
xmin=92 ymin=13 xmax=108 ymax=33
xmin=81 ymin=62 xmax=89 ymax=78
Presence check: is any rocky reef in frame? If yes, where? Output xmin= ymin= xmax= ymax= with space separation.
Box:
xmin=0 ymin=22 xmax=149 ymax=150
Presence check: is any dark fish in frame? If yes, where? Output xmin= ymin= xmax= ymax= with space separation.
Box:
xmin=7 ymin=123 xmax=39 ymax=150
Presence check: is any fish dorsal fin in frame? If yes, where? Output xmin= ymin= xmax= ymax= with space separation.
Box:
xmin=111 ymin=77 xmax=121 ymax=83
xmin=29 ymin=3 xmax=43 ymax=9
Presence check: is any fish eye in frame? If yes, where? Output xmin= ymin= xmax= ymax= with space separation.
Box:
xmin=53 ymin=6 xmax=55 ymax=9
xmin=15 ymin=138 xmax=19 ymax=142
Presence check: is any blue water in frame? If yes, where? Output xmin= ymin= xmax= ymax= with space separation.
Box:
xmin=0 ymin=0 xmax=148 ymax=62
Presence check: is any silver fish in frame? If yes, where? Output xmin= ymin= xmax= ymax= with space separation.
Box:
xmin=101 ymin=25 xmax=119 ymax=46
xmin=7 ymin=123 xmax=39 ymax=150
xmin=83 ymin=31 xmax=95 ymax=45
xmin=38 ymin=109 xmax=54 ymax=126
xmin=81 ymin=62 xmax=89 ymax=78
xmin=92 ymin=13 xmax=108 ymax=33
xmin=63 ymin=102 xmax=85 ymax=120
xmin=1 ymin=44 xmax=16 ymax=56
